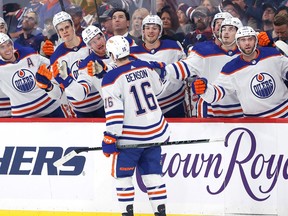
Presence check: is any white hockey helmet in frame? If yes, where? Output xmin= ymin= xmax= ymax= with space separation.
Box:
xmin=235 ymin=26 xmax=258 ymax=56
xmin=142 ymin=15 xmax=163 ymax=38
xmin=52 ymin=11 xmax=73 ymax=29
xmin=219 ymin=17 xmax=243 ymax=45
xmin=0 ymin=33 xmax=12 ymax=46
xmin=220 ymin=17 xmax=243 ymax=31
xmin=82 ymin=25 xmax=104 ymax=46
xmin=0 ymin=17 xmax=8 ymax=33
xmin=211 ymin=12 xmax=232 ymax=29
xmin=106 ymin=35 xmax=130 ymax=60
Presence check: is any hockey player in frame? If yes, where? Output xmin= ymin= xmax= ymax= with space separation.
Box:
xmin=71 ymin=25 xmax=115 ymax=117
xmin=130 ymin=15 xmax=187 ymax=117
xmin=191 ymin=26 xmax=288 ymax=118
xmin=165 ymin=17 xmax=244 ymax=118
xmin=38 ymin=11 xmax=92 ymax=117
xmin=101 ymin=35 xmax=169 ymax=216
xmin=0 ymin=33 xmax=65 ymax=118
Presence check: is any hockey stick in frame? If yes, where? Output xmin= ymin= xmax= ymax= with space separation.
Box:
xmin=53 ymin=138 xmax=224 ymax=167
xmin=59 ymin=0 xmax=66 ymax=12
xmin=275 ymin=40 xmax=288 ymax=56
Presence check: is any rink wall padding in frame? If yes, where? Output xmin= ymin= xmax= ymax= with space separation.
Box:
xmin=0 ymin=118 xmax=287 ymax=215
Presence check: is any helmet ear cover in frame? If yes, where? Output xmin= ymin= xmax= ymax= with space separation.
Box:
xmin=106 ymin=35 xmax=130 ymax=60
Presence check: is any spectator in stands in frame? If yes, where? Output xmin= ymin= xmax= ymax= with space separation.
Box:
xmin=66 ymin=4 xmax=87 ymax=37
xmin=129 ymin=8 xmax=149 ymax=43
xmin=201 ymin=0 xmax=220 ymax=16
xmin=176 ymin=3 xmax=193 ymax=35
xmin=14 ymin=11 xmax=45 ymax=53
xmin=99 ymin=8 xmax=114 ymax=39
xmin=158 ymin=6 xmax=183 ymax=42
xmin=182 ymin=5 xmax=213 ymax=52
xmin=111 ymin=8 xmax=140 ymax=45
xmin=276 ymin=5 xmax=288 ymax=15
xmin=38 ymin=0 xmax=71 ymax=29
xmin=261 ymin=1 xmax=277 ymax=32
xmin=273 ymin=13 xmax=288 ymax=43
xmin=221 ymin=0 xmax=248 ymax=25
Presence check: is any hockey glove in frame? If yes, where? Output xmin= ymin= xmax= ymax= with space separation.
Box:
xmin=36 ymin=64 xmax=53 ymax=91
xmin=191 ymin=78 xmax=208 ymax=95
xmin=87 ymin=60 xmax=107 ymax=79
xmin=257 ymin=31 xmax=274 ymax=47
xmin=42 ymin=40 xmax=54 ymax=56
xmin=52 ymin=60 xmax=74 ymax=88
xmin=149 ymin=61 xmax=166 ymax=80
xmin=102 ymin=131 xmax=119 ymax=157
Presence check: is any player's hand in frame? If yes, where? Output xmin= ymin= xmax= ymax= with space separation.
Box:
xmin=87 ymin=60 xmax=107 ymax=79
xmin=191 ymin=78 xmax=207 ymax=95
xmin=36 ymin=64 xmax=53 ymax=91
xmin=257 ymin=31 xmax=274 ymax=47
xmin=52 ymin=60 xmax=73 ymax=88
xmin=42 ymin=40 xmax=54 ymax=56
xmin=149 ymin=61 xmax=166 ymax=80
xmin=102 ymin=131 xmax=119 ymax=157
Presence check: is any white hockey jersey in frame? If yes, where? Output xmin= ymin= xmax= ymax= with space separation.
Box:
xmin=0 ymin=47 xmax=62 ymax=117
xmin=202 ymin=47 xmax=288 ymax=118
xmin=101 ymin=59 xmax=170 ymax=146
xmin=165 ymin=41 xmax=243 ymax=118
xmin=130 ymin=39 xmax=186 ymax=115
xmin=0 ymin=89 xmax=11 ymax=117
xmin=49 ymin=38 xmax=90 ymax=116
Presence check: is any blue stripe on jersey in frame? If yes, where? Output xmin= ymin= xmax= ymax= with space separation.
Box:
xmin=123 ymin=115 xmax=164 ymax=130
xmin=50 ymin=39 xmax=87 ymax=65
xmin=149 ymin=195 xmax=167 ymax=201
xmin=102 ymin=59 xmax=153 ymax=86
xmin=11 ymin=94 xmax=47 ymax=109
xmin=107 ymin=121 xmax=124 ymax=126
xmin=172 ymin=63 xmax=180 ymax=80
xmin=244 ymin=97 xmax=288 ymax=117
xmin=119 ymin=123 xmax=169 ymax=141
xmin=182 ymin=61 xmax=191 ymax=78
xmin=118 ymin=198 xmax=134 ymax=202
xmin=146 ymin=184 xmax=166 ymax=190
xmin=221 ymin=47 xmax=281 ymax=75
xmin=14 ymin=100 xmax=57 ymax=118
xmin=116 ymin=187 xmax=134 ymax=191
xmin=0 ymin=97 xmax=9 ymax=101
xmin=130 ymin=39 xmax=182 ymax=55
xmin=106 ymin=109 xmax=124 ymax=116
xmin=157 ymin=85 xmax=184 ymax=101
xmin=0 ymin=108 xmax=10 ymax=111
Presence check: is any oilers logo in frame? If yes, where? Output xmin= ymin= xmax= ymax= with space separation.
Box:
xmin=12 ymin=69 xmax=35 ymax=93
xmin=250 ymin=73 xmax=275 ymax=99
xmin=71 ymin=60 xmax=81 ymax=80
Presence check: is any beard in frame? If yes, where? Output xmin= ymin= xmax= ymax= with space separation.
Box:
xmin=195 ymin=21 xmax=207 ymax=31
xmin=262 ymin=19 xmax=272 ymax=25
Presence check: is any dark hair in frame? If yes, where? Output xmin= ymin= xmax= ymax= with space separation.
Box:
xmin=111 ymin=8 xmax=130 ymax=21
xmin=157 ymin=5 xmax=180 ymax=32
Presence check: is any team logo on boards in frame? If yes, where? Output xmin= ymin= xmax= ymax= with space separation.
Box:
xmin=250 ymin=73 xmax=275 ymax=99
xmin=12 ymin=69 xmax=35 ymax=93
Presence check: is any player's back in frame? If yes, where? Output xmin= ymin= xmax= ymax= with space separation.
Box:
xmin=102 ymin=59 xmax=170 ymax=145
